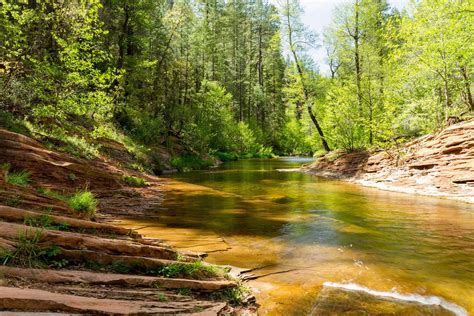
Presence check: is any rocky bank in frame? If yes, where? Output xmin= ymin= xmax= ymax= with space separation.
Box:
xmin=0 ymin=128 xmax=257 ymax=315
xmin=304 ymin=119 xmax=474 ymax=203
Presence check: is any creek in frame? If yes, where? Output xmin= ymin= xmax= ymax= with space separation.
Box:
xmin=120 ymin=158 xmax=474 ymax=315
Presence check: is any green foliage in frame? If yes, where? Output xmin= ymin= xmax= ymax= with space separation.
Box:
xmin=171 ymin=155 xmax=213 ymax=172
xmin=177 ymin=288 xmax=193 ymax=297
xmin=5 ymin=195 xmax=22 ymax=208
xmin=24 ymin=213 xmax=70 ymax=231
xmin=110 ymin=261 xmax=132 ymax=274
xmin=0 ymin=229 xmax=43 ymax=267
xmin=279 ymin=118 xmax=317 ymax=155
xmin=123 ymin=176 xmax=147 ymax=187
xmin=155 ymin=293 xmax=169 ymax=302
xmin=209 ymin=285 xmax=251 ymax=305
xmin=40 ymin=189 xmax=97 ymax=219
xmin=1 ymin=0 xmax=471 ymax=161
xmin=6 ymin=170 xmax=31 ymax=187
xmin=0 ymin=110 xmax=30 ymax=135
xmin=68 ymin=191 xmax=97 ymax=218
xmin=213 ymin=152 xmax=239 ymax=162
xmin=156 ymin=261 xmax=219 ymax=279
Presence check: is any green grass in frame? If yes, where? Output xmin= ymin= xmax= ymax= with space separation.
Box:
xmin=68 ymin=191 xmax=97 ymax=218
xmin=0 ymin=229 xmax=43 ymax=267
xmin=39 ymin=188 xmax=97 ymax=219
xmin=5 ymin=170 xmax=31 ymax=186
xmin=0 ymin=226 xmax=69 ymax=269
xmin=0 ymin=109 xmax=30 ymax=135
xmin=123 ymin=175 xmax=147 ymax=187
xmin=24 ymin=213 xmax=70 ymax=231
xmin=110 ymin=261 xmax=132 ymax=274
xmin=209 ymin=285 xmax=251 ymax=305
xmin=5 ymin=195 xmax=22 ymax=207
xmin=177 ymin=288 xmax=193 ymax=296
xmin=155 ymin=293 xmax=169 ymax=302
xmin=156 ymin=261 xmax=220 ymax=279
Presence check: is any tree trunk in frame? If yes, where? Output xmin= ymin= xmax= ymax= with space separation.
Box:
xmin=460 ymin=66 xmax=473 ymax=111
xmin=286 ymin=0 xmax=330 ymax=151
xmin=354 ymin=0 xmax=362 ymax=111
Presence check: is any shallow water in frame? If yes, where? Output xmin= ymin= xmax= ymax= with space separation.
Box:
xmin=120 ymin=158 xmax=474 ymax=315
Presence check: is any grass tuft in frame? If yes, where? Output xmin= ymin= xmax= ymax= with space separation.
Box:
xmin=0 ymin=229 xmax=43 ymax=267
xmin=24 ymin=213 xmax=69 ymax=231
xmin=209 ymin=285 xmax=251 ymax=305
xmin=156 ymin=261 xmax=220 ymax=279
xmin=123 ymin=175 xmax=147 ymax=187
xmin=68 ymin=191 xmax=97 ymax=218
xmin=6 ymin=170 xmax=31 ymax=186
xmin=177 ymin=288 xmax=192 ymax=296
xmin=39 ymin=188 xmax=97 ymax=219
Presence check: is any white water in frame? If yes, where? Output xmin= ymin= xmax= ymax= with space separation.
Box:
xmin=322 ymin=282 xmax=469 ymax=316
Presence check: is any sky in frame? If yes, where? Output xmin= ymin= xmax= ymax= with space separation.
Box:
xmin=296 ymin=0 xmax=408 ymax=75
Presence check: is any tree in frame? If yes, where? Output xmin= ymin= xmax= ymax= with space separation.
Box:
xmin=280 ymin=0 xmax=331 ymax=152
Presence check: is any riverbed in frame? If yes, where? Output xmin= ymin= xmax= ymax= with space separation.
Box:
xmin=119 ymin=158 xmax=474 ymax=315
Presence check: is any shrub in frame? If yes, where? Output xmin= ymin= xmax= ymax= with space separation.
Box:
xmin=214 ymin=152 xmax=239 ymax=162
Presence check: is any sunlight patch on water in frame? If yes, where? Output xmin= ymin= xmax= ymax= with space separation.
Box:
xmin=322 ymin=282 xmax=468 ymax=316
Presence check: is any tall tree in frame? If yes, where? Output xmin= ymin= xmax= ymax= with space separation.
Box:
xmin=280 ymin=0 xmax=331 ymax=151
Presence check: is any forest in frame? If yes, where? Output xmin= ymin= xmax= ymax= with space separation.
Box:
xmin=1 ymin=0 xmax=473 ymax=165
xmin=0 ymin=1 xmax=473 ymax=314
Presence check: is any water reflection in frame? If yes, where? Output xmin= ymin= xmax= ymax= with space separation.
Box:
xmin=120 ymin=158 xmax=474 ymax=315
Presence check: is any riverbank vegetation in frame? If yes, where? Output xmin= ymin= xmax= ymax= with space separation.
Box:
xmin=0 ymin=0 xmax=472 ymax=166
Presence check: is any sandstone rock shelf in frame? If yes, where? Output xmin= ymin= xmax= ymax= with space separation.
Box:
xmin=0 ymin=128 xmax=257 ymax=315
xmin=304 ymin=119 xmax=474 ymax=203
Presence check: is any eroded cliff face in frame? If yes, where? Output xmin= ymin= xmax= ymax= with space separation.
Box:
xmin=305 ymin=119 xmax=474 ymax=203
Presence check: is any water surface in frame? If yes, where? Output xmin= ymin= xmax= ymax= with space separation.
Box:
xmin=120 ymin=158 xmax=474 ymax=315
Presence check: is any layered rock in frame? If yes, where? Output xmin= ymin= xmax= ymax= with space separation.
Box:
xmin=305 ymin=119 xmax=474 ymax=203
xmin=0 ymin=128 xmax=257 ymax=315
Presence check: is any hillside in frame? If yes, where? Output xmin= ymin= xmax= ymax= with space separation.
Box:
xmin=304 ymin=120 xmax=474 ymax=203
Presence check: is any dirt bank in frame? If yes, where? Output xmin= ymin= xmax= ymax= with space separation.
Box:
xmin=0 ymin=128 xmax=257 ymax=315
xmin=303 ymin=119 xmax=474 ymax=203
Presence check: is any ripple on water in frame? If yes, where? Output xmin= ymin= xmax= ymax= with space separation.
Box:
xmin=311 ymin=282 xmax=468 ymax=316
